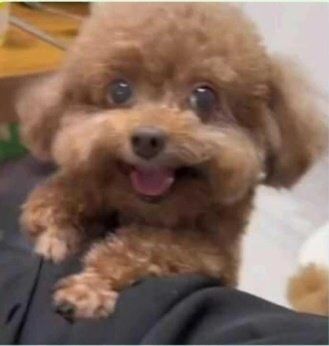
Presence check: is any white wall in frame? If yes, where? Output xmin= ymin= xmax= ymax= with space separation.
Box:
xmin=238 ymin=3 xmax=329 ymax=307
xmin=241 ymin=3 xmax=329 ymax=96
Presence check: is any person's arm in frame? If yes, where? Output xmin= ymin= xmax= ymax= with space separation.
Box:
xmin=0 ymin=240 xmax=328 ymax=345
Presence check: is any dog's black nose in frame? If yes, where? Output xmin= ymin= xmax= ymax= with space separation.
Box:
xmin=131 ymin=127 xmax=166 ymax=159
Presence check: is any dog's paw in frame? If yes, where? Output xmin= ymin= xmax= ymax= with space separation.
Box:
xmin=53 ymin=274 xmax=118 ymax=321
xmin=34 ymin=228 xmax=81 ymax=263
xmin=20 ymin=203 xmax=51 ymax=238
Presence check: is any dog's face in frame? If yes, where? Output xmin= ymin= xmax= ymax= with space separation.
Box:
xmin=17 ymin=4 xmax=327 ymax=207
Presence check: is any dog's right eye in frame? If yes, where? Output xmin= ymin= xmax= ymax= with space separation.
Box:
xmin=106 ymin=79 xmax=133 ymax=105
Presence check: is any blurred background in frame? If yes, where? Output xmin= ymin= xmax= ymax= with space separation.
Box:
xmin=240 ymin=2 xmax=329 ymax=307
xmin=0 ymin=2 xmax=328 ymax=308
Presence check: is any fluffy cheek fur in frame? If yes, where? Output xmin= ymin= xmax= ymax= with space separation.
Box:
xmin=53 ymin=106 xmax=262 ymax=206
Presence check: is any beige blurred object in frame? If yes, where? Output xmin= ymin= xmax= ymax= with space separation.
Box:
xmin=288 ymin=264 xmax=328 ymax=316
xmin=89 ymin=2 xmax=103 ymax=16
xmin=287 ymin=223 xmax=329 ymax=316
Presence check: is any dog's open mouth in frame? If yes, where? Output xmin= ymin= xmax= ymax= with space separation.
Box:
xmin=119 ymin=162 xmax=202 ymax=202
xmin=131 ymin=167 xmax=175 ymax=198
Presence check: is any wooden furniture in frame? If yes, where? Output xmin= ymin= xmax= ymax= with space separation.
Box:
xmin=0 ymin=3 xmax=88 ymax=162
xmin=0 ymin=3 xmax=88 ymax=123
xmin=0 ymin=3 xmax=88 ymax=78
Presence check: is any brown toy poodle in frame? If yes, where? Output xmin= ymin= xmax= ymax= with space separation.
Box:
xmin=17 ymin=3 xmax=327 ymax=320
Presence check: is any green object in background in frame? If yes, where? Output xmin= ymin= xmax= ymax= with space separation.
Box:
xmin=0 ymin=123 xmax=27 ymax=163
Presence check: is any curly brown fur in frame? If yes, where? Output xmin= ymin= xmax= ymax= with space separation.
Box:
xmin=17 ymin=3 xmax=327 ymax=320
xmin=288 ymin=264 xmax=329 ymax=316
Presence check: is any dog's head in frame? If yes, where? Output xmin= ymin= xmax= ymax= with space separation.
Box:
xmin=17 ymin=4 xmax=327 ymax=206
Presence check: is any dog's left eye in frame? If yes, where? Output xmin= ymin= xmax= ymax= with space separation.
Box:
xmin=189 ymin=85 xmax=218 ymax=118
xmin=106 ymin=79 xmax=133 ymax=105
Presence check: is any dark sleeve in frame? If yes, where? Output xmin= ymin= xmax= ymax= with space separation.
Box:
xmin=0 ymin=241 xmax=328 ymax=345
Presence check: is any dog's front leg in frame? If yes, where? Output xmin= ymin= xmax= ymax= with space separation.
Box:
xmin=53 ymin=225 xmax=225 ymax=320
xmin=21 ymin=172 xmax=103 ymax=263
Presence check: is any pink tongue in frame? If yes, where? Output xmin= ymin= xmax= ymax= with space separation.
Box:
xmin=130 ymin=167 xmax=175 ymax=197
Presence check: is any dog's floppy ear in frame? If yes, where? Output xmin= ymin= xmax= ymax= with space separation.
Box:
xmin=264 ymin=56 xmax=328 ymax=188
xmin=16 ymin=74 xmax=67 ymax=161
